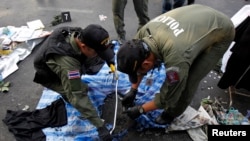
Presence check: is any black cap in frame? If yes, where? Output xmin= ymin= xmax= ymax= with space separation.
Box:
xmin=80 ymin=24 xmax=114 ymax=63
xmin=117 ymin=39 xmax=150 ymax=83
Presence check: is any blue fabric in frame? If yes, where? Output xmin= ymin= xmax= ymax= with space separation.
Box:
xmin=36 ymin=41 xmax=168 ymax=141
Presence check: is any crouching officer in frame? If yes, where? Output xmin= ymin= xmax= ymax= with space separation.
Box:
xmin=33 ymin=24 xmax=115 ymax=141
xmin=117 ymin=4 xmax=235 ymax=125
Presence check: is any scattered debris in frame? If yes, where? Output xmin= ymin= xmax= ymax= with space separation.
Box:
xmin=99 ymin=14 xmax=107 ymax=21
xmin=22 ymin=105 xmax=30 ymax=111
xmin=0 ymin=81 xmax=11 ymax=93
xmin=51 ymin=15 xmax=62 ymax=26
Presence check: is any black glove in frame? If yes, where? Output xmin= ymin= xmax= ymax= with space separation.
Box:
xmin=155 ymin=111 xmax=175 ymax=125
xmin=124 ymin=105 xmax=144 ymax=119
xmin=122 ymin=88 xmax=137 ymax=108
xmin=97 ymin=125 xmax=113 ymax=141
xmin=107 ymin=58 xmax=115 ymax=67
xmin=106 ymin=42 xmax=115 ymax=67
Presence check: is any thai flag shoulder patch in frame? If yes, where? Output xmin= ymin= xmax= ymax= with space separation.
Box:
xmin=68 ymin=70 xmax=81 ymax=79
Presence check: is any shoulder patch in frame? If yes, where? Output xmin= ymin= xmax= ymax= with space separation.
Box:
xmin=68 ymin=70 xmax=81 ymax=79
xmin=166 ymin=66 xmax=180 ymax=85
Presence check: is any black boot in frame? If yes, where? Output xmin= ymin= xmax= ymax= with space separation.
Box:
xmin=155 ymin=111 xmax=175 ymax=125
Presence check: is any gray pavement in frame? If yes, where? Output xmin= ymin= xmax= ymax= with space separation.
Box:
xmin=1 ymin=0 xmax=250 ymax=141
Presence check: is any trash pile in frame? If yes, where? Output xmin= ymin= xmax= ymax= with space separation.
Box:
xmin=201 ymin=96 xmax=250 ymax=126
xmin=0 ymin=20 xmax=51 ymax=80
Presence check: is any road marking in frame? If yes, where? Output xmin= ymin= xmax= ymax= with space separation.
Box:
xmin=38 ymin=7 xmax=93 ymax=13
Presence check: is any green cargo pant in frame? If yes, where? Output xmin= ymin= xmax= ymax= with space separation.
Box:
xmin=112 ymin=0 xmax=150 ymax=40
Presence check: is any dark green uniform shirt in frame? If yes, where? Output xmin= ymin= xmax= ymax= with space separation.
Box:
xmin=135 ymin=4 xmax=235 ymax=117
xmin=41 ymin=34 xmax=104 ymax=128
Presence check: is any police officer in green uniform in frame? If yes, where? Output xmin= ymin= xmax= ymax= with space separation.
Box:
xmin=33 ymin=24 xmax=114 ymax=141
xmin=116 ymin=4 xmax=235 ymax=125
xmin=112 ymin=0 xmax=150 ymax=42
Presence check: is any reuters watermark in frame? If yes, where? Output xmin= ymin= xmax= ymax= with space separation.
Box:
xmin=208 ymin=125 xmax=250 ymax=140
